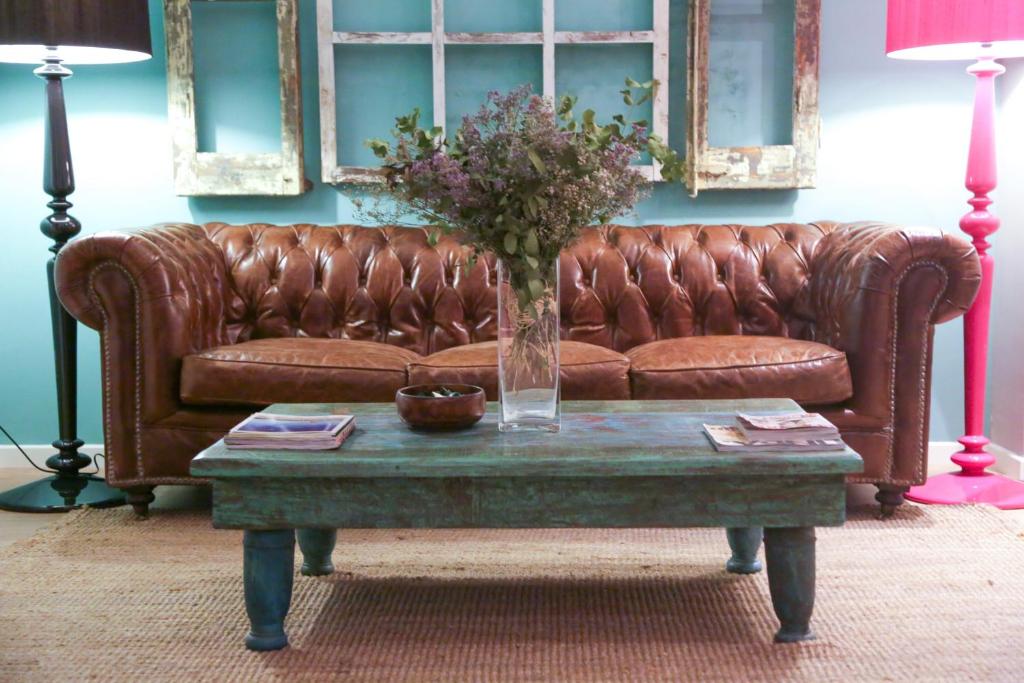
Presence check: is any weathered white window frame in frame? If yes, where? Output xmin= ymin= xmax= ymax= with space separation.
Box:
xmin=165 ymin=0 xmax=306 ymax=196
xmin=317 ymin=0 xmax=670 ymax=184
xmin=685 ymin=0 xmax=820 ymax=194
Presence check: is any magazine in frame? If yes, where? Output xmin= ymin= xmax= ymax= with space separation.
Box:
xmin=735 ymin=412 xmax=840 ymax=443
xmin=225 ymin=413 xmax=356 ymax=450
xmin=703 ymin=424 xmax=845 ymax=453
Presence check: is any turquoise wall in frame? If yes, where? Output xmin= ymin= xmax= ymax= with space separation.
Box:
xmin=1 ymin=0 xmax=1008 ymax=446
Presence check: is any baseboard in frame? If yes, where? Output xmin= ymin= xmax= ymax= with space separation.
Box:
xmin=928 ymin=440 xmax=1024 ymax=480
xmin=989 ymin=444 xmax=1024 ymax=480
xmin=0 ymin=444 xmax=105 ymax=469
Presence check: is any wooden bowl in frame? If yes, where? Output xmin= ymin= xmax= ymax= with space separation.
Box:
xmin=395 ymin=384 xmax=486 ymax=431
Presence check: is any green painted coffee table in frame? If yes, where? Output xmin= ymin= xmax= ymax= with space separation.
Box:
xmin=191 ymin=399 xmax=862 ymax=651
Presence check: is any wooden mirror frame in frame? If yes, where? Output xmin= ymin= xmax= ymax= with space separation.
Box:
xmin=685 ymin=0 xmax=821 ymax=195
xmin=165 ymin=0 xmax=307 ymax=196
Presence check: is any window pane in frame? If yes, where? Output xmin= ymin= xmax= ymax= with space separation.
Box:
xmin=335 ymin=45 xmax=433 ymax=167
xmin=707 ymin=0 xmax=795 ymax=147
xmin=445 ymin=0 xmax=541 ymax=33
xmin=333 ymin=0 xmax=430 ymax=33
xmin=556 ymin=44 xmax=654 ymax=164
xmin=445 ymin=46 xmax=543 ymax=132
xmin=555 ymin=0 xmax=652 ymax=32
xmin=193 ymin=1 xmax=281 ymax=153
xmin=667 ymin=0 xmax=688 ymax=155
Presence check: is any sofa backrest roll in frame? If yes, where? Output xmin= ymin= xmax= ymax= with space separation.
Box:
xmin=202 ymin=222 xmax=836 ymax=355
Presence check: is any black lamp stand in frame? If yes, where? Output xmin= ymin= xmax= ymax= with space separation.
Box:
xmin=0 ymin=52 xmax=126 ymax=512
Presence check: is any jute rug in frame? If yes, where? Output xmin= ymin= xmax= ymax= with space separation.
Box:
xmin=1 ymin=505 xmax=1022 ymax=682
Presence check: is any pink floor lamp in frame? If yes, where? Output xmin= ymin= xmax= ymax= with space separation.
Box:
xmin=887 ymin=0 xmax=1024 ymax=509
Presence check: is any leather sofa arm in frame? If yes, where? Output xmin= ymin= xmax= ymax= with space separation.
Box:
xmin=810 ymin=221 xmax=980 ymax=329
xmin=55 ymin=223 xmax=231 ymax=424
xmin=807 ymin=221 xmax=981 ymax=482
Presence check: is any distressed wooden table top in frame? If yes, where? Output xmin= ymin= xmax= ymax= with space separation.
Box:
xmin=192 ymin=399 xmax=863 ymax=480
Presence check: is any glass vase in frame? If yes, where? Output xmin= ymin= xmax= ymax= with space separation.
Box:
xmin=496 ymin=257 xmax=560 ymax=433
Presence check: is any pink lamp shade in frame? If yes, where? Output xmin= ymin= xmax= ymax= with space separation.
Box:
xmin=887 ymin=0 xmax=1024 ymax=60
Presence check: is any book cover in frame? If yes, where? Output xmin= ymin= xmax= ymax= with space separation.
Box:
xmin=225 ymin=413 xmax=356 ymax=450
xmin=703 ymin=424 xmax=845 ymax=453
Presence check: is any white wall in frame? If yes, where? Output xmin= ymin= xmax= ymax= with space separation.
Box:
xmin=991 ymin=63 xmax=1024 ymax=455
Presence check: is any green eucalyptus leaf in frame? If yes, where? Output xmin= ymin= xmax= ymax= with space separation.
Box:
xmin=524 ymin=196 xmax=538 ymax=221
xmin=517 ymin=288 xmax=532 ymax=311
xmin=527 ymin=147 xmax=547 ymax=173
xmin=557 ymin=95 xmax=576 ymax=118
xmin=504 ymin=232 xmax=518 ymax=255
xmin=528 ymin=278 xmax=545 ymax=301
xmin=524 ymin=232 xmax=540 ymax=259
xmin=366 ymin=138 xmax=391 ymax=158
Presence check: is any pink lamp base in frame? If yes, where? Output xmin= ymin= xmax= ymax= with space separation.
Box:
xmin=906 ymin=471 xmax=1024 ymax=510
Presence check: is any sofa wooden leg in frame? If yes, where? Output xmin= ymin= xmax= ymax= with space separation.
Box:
xmin=875 ymin=484 xmax=909 ymax=519
xmin=125 ymin=486 xmax=156 ymax=518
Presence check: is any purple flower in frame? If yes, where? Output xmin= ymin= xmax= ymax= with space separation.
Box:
xmin=371 ymin=83 xmax=667 ymax=264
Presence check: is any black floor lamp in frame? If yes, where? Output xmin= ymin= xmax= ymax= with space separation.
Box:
xmin=0 ymin=0 xmax=152 ymax=512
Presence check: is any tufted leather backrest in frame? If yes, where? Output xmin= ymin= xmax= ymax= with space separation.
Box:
xmin=562 ymin=224 xmax=835 ymax=351
xmin=203 ymin=222 xmax=837 ymax=355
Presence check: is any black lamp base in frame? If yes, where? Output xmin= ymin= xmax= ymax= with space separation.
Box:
xmin=0 ymin=474 xmax=126 ymax=513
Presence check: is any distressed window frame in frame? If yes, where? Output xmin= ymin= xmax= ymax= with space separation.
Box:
xmin=685 ymin=0 xmax=821 ymax=195
xmin=317 ymin=0 xmax=670 ymax=185
xmin=165 ymin=0 xmax=307 ymax=196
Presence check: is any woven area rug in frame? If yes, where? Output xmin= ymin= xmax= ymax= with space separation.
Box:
xmin=1 ymin=505 xmax=1023 ymax=682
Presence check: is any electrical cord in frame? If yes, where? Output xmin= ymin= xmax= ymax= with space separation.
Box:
xmin=0 ymin=423 xmax=102 ymax=476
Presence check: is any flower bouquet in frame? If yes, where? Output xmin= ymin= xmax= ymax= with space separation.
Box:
xmin=360 ymin=80 xmax=683 ymax=432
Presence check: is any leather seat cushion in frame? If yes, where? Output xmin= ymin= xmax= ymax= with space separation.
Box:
xmin=180 ymin=338 xmax=421 ymax=406
xmin=408 ymin=341 xmax=631 ymax=400
xmin=626 ymin=335 xmax=853 ymax=405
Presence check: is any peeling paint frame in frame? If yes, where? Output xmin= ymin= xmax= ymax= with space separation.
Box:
xmin=165 ymin=0 xmax=307 ymax=196
xmin=686 ymin=0 xmax=821 ymax=195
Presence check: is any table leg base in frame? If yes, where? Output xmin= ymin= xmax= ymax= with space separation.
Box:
xmin=297 ymin=529 xmax=337 ymax=576
xmin=726 ymin=557 xmax=763 ymax=574
xmin=774 ymin=628 xmax=815 ymax=644
xmin=243 ymin=530 xmax=295 ymax=652
xmin=245 ymin=631 xmax=289 ymax=651
xmin=301 ymin=561 xmax=335 ymax=577
xmin=764 ymin=526 xmax=816 ymax=645
xmin=725 ymin=527 xmax=763 ymax=574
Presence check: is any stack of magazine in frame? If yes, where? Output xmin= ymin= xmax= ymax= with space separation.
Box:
xmin=225 ymin=413 xmax=356 ymax=450
xmin=703 ymin=412 xmax=843 ymax=453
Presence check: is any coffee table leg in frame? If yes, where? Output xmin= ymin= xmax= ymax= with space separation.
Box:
xmin=764 ymin=526 xmax=816 ymax=643
xmin=725 ymin=527 xmax=763 ymax=574
xmin=297 ymin=529 xmax=337 ymax=576
xmin=243 ymin=529 xmax=295 ymax=651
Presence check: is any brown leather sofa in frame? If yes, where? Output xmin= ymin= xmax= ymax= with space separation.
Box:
xmin=55 ymin=222 xmax=980 ymax=517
